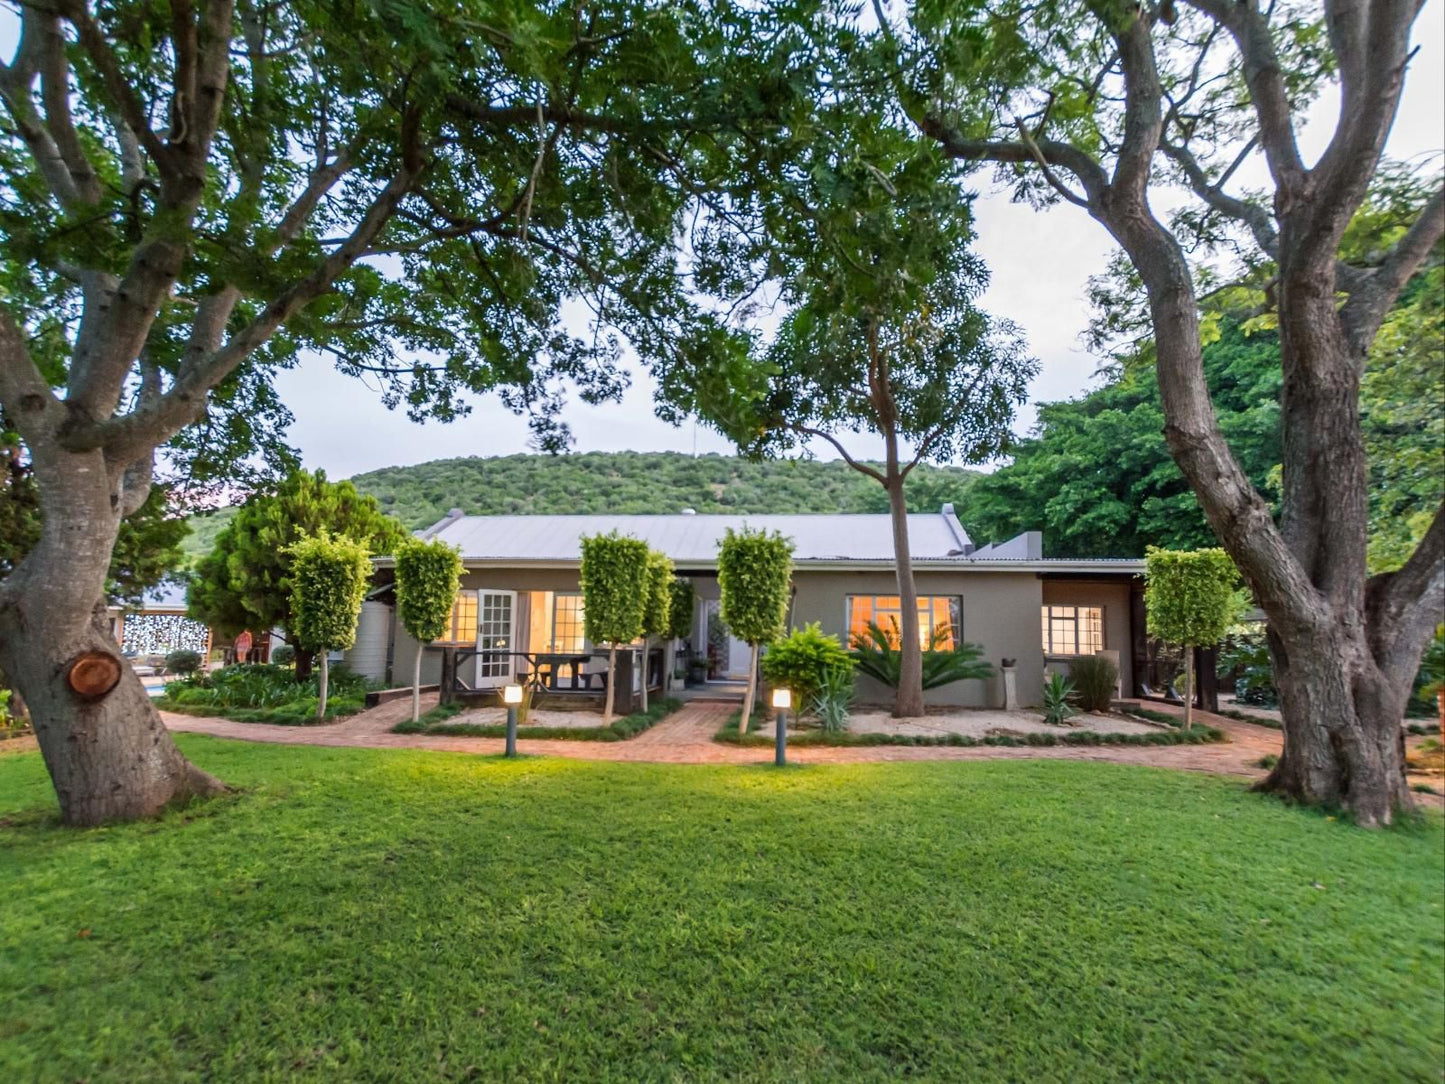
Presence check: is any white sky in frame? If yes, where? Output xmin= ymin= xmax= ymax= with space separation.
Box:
xmin=4 ymin=4 xmax=1442 ymax=479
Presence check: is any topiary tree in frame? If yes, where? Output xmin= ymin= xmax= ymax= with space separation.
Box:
xmin=717 ymin=527 xmax=794 ymax=732
xmin=638 ymin=550 xmax=675 ymax=713
xmin=666 ymin=577 xmax=697 ymax=687
xmin=579 ymin=533 xmax=651 ymax=723
xmin=1145 ymin=548 xmax=1241 ymax=730
xmin=287 ymin=534 xmax=372 ymax=721
xmin=188 ymin=470 xmax=405 ymax=682
xmin=394 ymin=537 xmax=464 ymax=723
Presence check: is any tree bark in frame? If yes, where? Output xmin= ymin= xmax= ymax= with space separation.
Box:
xmin=640 ymin=639 xmax=650 ymax=713
xmin=1182 ymin=645 xmax=1194 ymax=731
xmin=884 ymin=455 xmax=925 ymax=719
xmin=0 ymin=443 xmax=225 ymax=826
xmin=603 ymin=644 xmax=616 ymax=724
xmin=294 ymin=646 xmax=314 ymax=683
xmin=740 ymin=640 xmax=760 ymax=734
xmin=1105 ymin=209 xmax=1426 ymax=826
xmin=411 ymin=646 xmax=423 ymax=723
xmin=317 ymin=652 xmax=330 ymax=720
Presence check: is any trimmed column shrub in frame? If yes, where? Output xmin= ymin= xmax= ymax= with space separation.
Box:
xmin=288 ymin=533 xmax=373 ymax=719
xmin=638 ymin=549 xmax=675 ymax=712
xmin=394 ymin=537 xmax=464 ymax=722
xmin=579 ymin=532 xmax=651 ymax=722
xmin=1145 ymin=547 xmax=1241 ymax=729
xmin=717 ymin=526 xmax=794 ymax=731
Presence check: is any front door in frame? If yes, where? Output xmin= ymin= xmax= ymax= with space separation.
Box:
xmin=474 ymin=590 xmax=517 ymax=688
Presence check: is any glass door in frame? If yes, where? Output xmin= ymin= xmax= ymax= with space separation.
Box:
xmin=474 ymin=590 xmax=516 ymax=688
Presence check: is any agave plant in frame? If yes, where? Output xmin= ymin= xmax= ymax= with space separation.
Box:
xmin=1041 ymin=671 xmax=1078 ymax=726
xmin=850 ymin=620 xmax=994 ymax=691
xmin=810 ymin=665 xmax=856 ymax=733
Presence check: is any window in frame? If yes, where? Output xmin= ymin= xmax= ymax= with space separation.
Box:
xmin=439 ymin=593 xmax=477 ymax=645
xmin=551 ymin=593 xmax=586 ymax=653
xmin=846 ymin=595 xmax=962 ymax=650
xmin=1041 ymin=606 xmax=1104 ymax=656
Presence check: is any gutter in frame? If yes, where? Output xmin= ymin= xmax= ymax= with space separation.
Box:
xmin=370 ymin=556 xmax=1145 ymax=575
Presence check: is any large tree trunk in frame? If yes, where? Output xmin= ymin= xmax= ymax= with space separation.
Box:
xmin=884 ymin=453 xmax=925 ymax=719
xmin=1108 ymin=210 xmax=1431 ymax=826
xmin=0 ymin=443 xmax=225 ymax=826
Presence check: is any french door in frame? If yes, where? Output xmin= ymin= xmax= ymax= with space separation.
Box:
xmin=473 ymin=590 xmax=517 ymax=688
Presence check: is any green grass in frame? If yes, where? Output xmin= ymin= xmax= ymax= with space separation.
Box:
xmin=393 ymin=697 xmax=682 ymax=741
xmin=717 ymin=710 xmax=1227 ymax=748
xmin=2 ymin=739 xmax=1441 ymax=1082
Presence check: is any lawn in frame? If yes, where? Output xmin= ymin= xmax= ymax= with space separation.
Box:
xmin=2 ymin=739 xmax=1441 ymax=1082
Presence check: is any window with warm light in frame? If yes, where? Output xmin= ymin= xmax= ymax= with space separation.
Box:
xmin=1041 ymin=606 xmax=1104 ymax=656
xmin=846 ymin=595 xmax=962 ymax=650
xmin=439 ymin=593 xmax=478 ymax=644
xmin=551 ymin=593 xmax=586 ymax=652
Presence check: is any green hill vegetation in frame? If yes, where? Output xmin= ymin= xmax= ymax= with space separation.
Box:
xmin=182 ymin=452 xmax=981 ymax=559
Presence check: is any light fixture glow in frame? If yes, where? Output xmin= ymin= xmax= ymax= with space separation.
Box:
xmin=502 ymin=683 xmax=523 ymax=705
xmin=771 ymin=687 xmax=792 ymax=710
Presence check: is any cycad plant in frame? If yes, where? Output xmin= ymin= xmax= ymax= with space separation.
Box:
xmin=850 ymin=621 xmax=993 ymax=691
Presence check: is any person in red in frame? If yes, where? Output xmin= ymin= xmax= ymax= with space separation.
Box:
xmin=234 ymin=630 xmax=253 ymax=664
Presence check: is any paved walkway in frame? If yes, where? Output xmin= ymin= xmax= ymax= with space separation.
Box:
xmin=160 ymin=696 xmax=1291 ymax=779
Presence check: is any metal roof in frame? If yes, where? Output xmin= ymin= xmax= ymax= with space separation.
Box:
xmin=423 ymin=511 xmax=973 ymax=564
xmin=411 ymin=509 xmax=1143 ymax=574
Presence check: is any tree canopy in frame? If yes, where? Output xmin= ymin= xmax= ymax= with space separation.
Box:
xmin=394 ymin=537 xmax=463 ymax=646
xmin=188 ymin=470 xmax=404 ymax=647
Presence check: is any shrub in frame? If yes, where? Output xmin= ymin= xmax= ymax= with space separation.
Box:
xmin=1068 ymin=655 xmax=1117 ymax=713
xmin=0 ymin=689 xmax=12 ymax=729
xmin=270 ymin=644 xmax=296 ymax=666
xmin=164 ymin=650 xmax=204 ymax=676
xmin=1042 ymin=672 xmax=1077 ymax=726
xmin=1219 ymin=630 xmax=1276 ymax=706
xmin=761 ymin=623 xmax=854 ymax=710
xmin=850 ymin=621 xmax=993 ymax=690
xmin=811 ymin=665 xmax=855 ymax=733
xmin=158 ymin=662 xmax=373 ymax=725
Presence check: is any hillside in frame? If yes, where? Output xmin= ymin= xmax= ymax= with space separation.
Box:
xmin=182 ymin=452 xmax=981 ymax=558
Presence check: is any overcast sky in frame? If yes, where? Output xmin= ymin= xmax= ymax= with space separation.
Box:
xmin=4 ymin=5 xmax=1442 ymax=480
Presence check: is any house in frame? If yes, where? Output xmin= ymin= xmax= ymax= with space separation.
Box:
xmin=345 ymin=505 xmax=1146 ymax=708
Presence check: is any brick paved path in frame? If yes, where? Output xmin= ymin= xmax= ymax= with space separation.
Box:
xmin=160 ymin=696 xmax=1290 ymax=779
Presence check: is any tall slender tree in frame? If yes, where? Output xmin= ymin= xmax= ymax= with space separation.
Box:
xmin=684 ymin=101 xmax=1034 ymax=717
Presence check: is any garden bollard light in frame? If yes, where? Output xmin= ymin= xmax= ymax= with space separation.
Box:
xmin=772 ymin=687 xmax=792 ymax=767
xmin=503 ymin=683 xmax=523 ymax=757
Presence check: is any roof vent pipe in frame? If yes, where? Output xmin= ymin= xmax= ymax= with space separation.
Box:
xmin=681 ymin=507 xmax=696 ymax=515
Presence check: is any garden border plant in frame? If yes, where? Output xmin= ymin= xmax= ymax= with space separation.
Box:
xmin=159 ymin=662 xmax=375 ymax=726
xmin=393 ymin=698 xmax=685 ymax=742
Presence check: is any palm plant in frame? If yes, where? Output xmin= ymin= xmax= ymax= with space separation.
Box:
xmin=850 ymin=621 xmax=993 ymax=690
